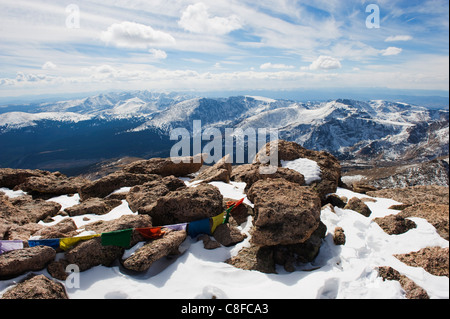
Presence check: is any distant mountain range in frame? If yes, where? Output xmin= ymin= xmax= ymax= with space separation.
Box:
xmin=0 ymin=91 xmax=448 ymax=175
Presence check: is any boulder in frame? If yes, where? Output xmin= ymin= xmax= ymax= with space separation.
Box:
xmin=373 ymin=214 xmax=417 ymax=235
xmin=0 ymin=168 xmax=53 ymax=190
xmin=63 ymin=215 xmax=153 ymax=271
xmin=138 ymin=183 xmax=223 ymax=226
xmin=377 ymin=266 xmax=429 ymax=299
xmin=122 ymin=154 xmax=205 ymax=177
xmin=225 ymin=245 xmax=276 ymax=274
xmin=126 ymin=176 xmax=186 ymax=213
xmin=33 ymin=218 xmax=78 ymax=239
xmin=64 ymin=197 xmax=122 ymax=217
xmin=3 ymin=223 xmax=44 ymax=241
xmin=230 ymin=163 xmax=305 ymax=192
xmin=247 ymin=178 xmax=321 ymax=246
xmin=212 ymin=223 xmax=247 ymax=247
xmin=344 ymin=197 xmax=372 ymax=217
xmin=333 ymin=227 xmax=346 ymax=245
xmin=193 ymin=154 xmax=232 ymax=183
xmin=18 ymin=174 xmax=89 ymax=198
xmin=0 ymin=246 xmax=56 ymax=279
xmin=79 ymin=172 xmax=161 ymax=201
xmin=0 ymin=195 xmax=61 ymax=225
xmin=254 ymin=140 xmax=341 ymax=201
xmin=1 ymin=274 xmax=68 ymax=299
xmin=122 ymin=229 xmax=187 ymax=272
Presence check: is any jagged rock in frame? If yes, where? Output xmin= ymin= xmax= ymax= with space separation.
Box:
xmin=395 ymin=247 xmax=449 ymax=278
xmin=377 ymin=266 xmax=429 ymax=299
xmin=63 ymin=237 xmax=124 ymax=272
xmin=333 ymin=227 xmax=346 ymax=245
xmin=138 ymin=183 xmax=223 ymax=226
xmin=18 ymin=174 xmax=89 ymax=198
xmin=324 ymin=194 xmax=347 ymax=208
xmin=193 ymin=154 xmax=232 ymax=183
xmin=1 ymin=195 xmax=61 ymax=225
xmin=0 ymin=168 xmax=54 ymax=189
xmin=373 ymin=214 xmax=417 ymax=235
xmin=351 ymin=182 xmax=378 ymax=194
xmin=126 ymin=176 xmax=186 ymax=213
xmin=122 ymin=154 xmax=205 ymax=177
xmin=226 ymin=245 xmax=276 ymax=274
xmin=273 ymin=221 xmax=327 ymax=271
xmin=212 ymin=223 xmax=247 ymax=247
xmin=199 ymin=234 xmax=222 ymax=250
xmin=223 ymin=198 xmax=253 ymax=225
xmin=247 ymin=178 xmax=321 ymax=246
xmin=79 ymin=172 xmax=161 ymax=201
xmin=1 ymin=274 xmax=69 ymax=299
xmin=254 ymin=140 xmax=341 ymax=201
xmin=344 ymin=197 xmax=372 ymax=217
xmin=64 ymin=198 xmax=122 ymax=217
xmin=3 ymin=223 xmax=44 ymax=241
xmin=63 ymin=215 xmax=153 ymax=271
xmin=399 ymin=203 xmax=449 ymax=240
xmin=0 ymin=246 xmax=56 ymax=279
xmin=33 ymin=218 xmax=78 ymax=239
xmin=230 ymin=163 xmax=305 ymax=192
xmin=122 ymin=229 xmax=187 ymax=272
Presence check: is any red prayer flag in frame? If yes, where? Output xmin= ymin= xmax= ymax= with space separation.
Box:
xmin=136 ymin=227 xmax=165 ymax=240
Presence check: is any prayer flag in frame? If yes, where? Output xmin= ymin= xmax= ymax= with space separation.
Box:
xmin=136 ymin=227 xmax=165 ymax=240
xmin=0 ymin=240 xmax=24 ymax=254
xmin=59 ymin=234 xmax=100 ymax=251
xmin=211 ymin=212 xmax=225 ymax=234
xmin=28 ymin=238 xmax=60 ymax=249
xmin=187 ymin=218 xmax=211 ymax=238
xmin=101 ymin=229 xmax=133 ymax=248
xmin=165 ymin=223 xmax=188 ymax=231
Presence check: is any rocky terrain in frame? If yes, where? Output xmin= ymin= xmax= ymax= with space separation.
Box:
xmin=0 ymin=140 xmax=448 ymax=299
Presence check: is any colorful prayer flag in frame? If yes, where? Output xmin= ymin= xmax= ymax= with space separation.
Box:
xmin=59 ymin=234 xmax=100 ymax=251
xmin=211 ymin=212 xmax=225 ymax=234
xmin=187 ymin=218 xmax=211 ymax=238
xmin=28 ymin=238 xmax=61 ymax=249
xmin=136 ymin=227 xmax=165 ymax=240
xmin=165 ymin=223 xmax=188 ymax=231
xmin=0 ymin=240 xmax=24 ymax=254
xmin=101 ymin=229 xmax=133 ymax=248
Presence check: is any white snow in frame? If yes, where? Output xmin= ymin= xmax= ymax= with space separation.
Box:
xmin=281 ymin=158 xmax=322 ymax=185
xmin=0 ymin=173 xmax=448 ymax=300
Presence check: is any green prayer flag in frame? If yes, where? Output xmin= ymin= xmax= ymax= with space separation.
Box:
xmin=101 ymin=229 xmax=133 ymax=248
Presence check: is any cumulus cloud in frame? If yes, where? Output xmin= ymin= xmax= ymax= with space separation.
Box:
xmin=381 ymin=47 xmax=403 ymax=56
xmin=178 ymin=3 xmax=242 ymax=35
xmin=304 ymin=56 xmax=342 ymax=70
xmin=149 ymin=48 xmax=167 ymax=60
xmin=385 ymin=35 xmax=413 ymax=42
xmin=42 ymin=61 xmax=57 ymax=70
xmin=260 ymin=63 xmax=295 ymax=70
xmin=100 ymin=21 xmax=176 ymax=49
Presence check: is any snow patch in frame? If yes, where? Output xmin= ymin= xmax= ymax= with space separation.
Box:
xmin=281 ymin=158 xmax=322 ymax=184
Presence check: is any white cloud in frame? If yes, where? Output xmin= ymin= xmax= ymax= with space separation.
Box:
xmin=381 ymin=47 xmax=403 ymax=56
xmin=149 ymin=49 xmax=167 ymax=60
xmin=100 ymin=21 xmax=176 ymax=49
xmin=385 ymin=35 xmax=413 ymax=42
xmin=305 ymin=56 xmax=342 ymax=70
xmin=178 ymin=3 xmax=242 ymax=35
xmin=260 ymin=63 xmax=295 ymax=70
xmin=42 ymin=61 xmax=57 ymax=70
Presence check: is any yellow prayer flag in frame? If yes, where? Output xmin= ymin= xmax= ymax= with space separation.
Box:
xmin=60 ymin=234 xmax=100 ymax=251
xmin=211 ymin=212 xmax=225 ymax=234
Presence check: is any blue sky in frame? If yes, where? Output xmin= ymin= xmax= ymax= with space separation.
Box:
xmin=0 ymin=0 xmax=448 ymax=97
